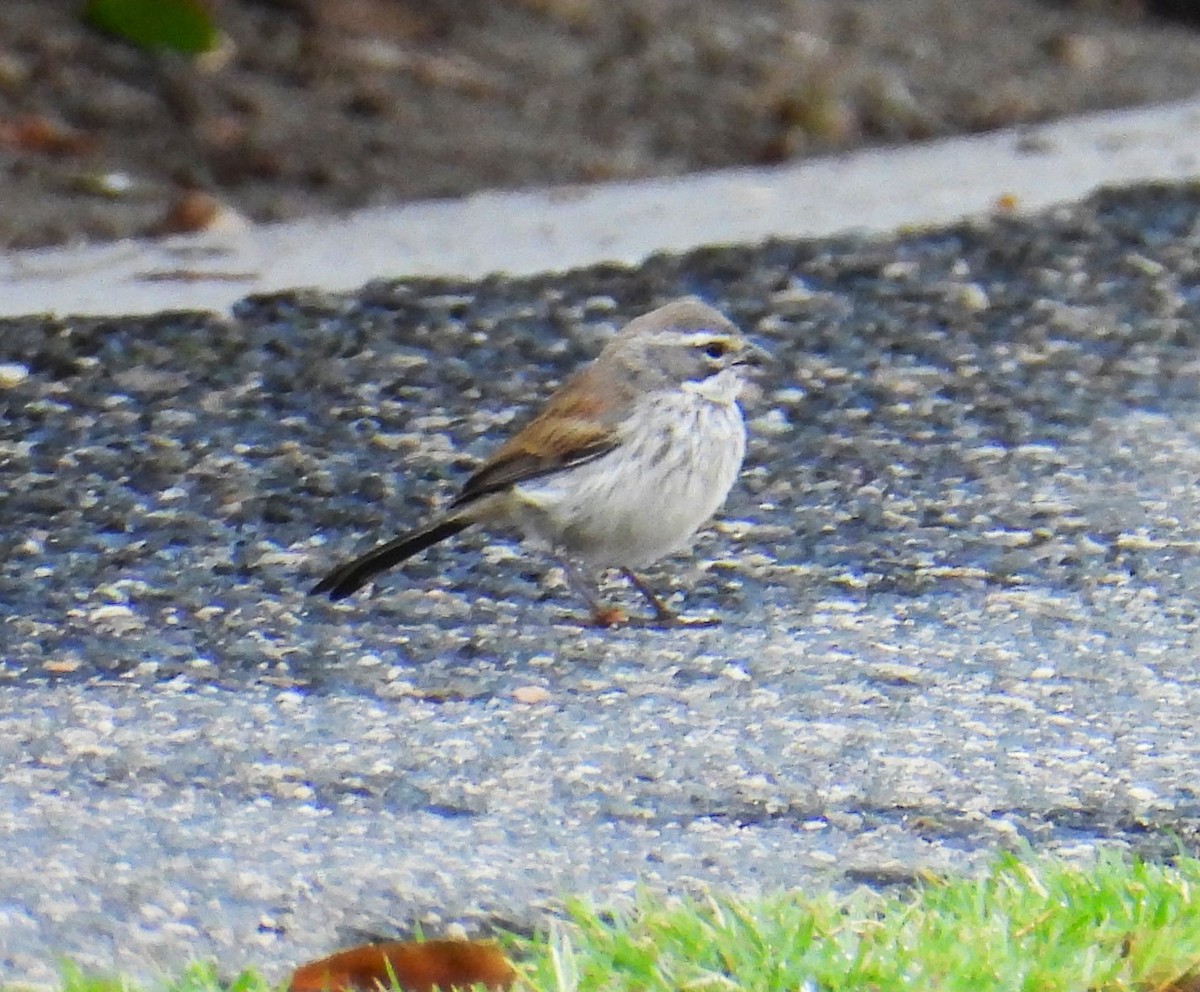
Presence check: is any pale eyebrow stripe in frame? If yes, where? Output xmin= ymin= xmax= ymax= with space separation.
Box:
xmin=651 ymin=330 xmax=734 ymax=347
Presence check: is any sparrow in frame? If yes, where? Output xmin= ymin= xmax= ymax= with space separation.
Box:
xmin=311 ymin=297 xmax=760 ymax=627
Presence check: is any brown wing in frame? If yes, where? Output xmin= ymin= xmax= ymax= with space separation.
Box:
xmin=451 ymin=361 xmax=631 ymax=507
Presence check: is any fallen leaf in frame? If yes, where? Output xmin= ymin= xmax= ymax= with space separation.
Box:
xmin=289 ymin=938 xmax=517 ymax=992
xmin=153 ymin=190 xmax=244 ymax=234
xmin=0 ymin=115 xmax=96 ymax=156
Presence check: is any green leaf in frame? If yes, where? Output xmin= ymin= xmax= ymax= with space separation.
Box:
xmin=83 ymin=0 xmax=218 ymax=55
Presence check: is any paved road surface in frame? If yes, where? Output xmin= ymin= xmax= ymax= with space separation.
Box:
xmin=2 ymin=183 xmax=1200 ymax=982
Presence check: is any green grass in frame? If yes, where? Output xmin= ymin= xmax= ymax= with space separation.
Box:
xmin=49 ymin=962 xmax=268 ymax=992
xmin=25 ymin=850 xmax=1200 ymax=992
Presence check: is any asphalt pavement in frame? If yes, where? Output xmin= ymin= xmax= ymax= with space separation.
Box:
xmin=3 ymin=182 xmax=1200 ymax=983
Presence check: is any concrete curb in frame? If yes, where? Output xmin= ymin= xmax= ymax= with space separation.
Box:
xmin=3 ymin=95 xmax=1200 ymax=318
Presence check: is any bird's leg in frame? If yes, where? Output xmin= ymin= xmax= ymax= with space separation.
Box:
xmin=622 ymin=569 xmax=720 ymax=628
xmin=621 ymin=569 xmax=676 ymax=622
xmin=561 ymin=560 xmax=628 ymax=627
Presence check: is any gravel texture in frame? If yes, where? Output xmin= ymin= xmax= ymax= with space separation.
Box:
xmin=4 ymin=182 xmax=1200 ymax=981
xmin=6 ymin=0 xmax=1200 ymax=248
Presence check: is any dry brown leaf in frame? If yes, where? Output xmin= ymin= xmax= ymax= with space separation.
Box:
xmin=288 ymin=938 xmax=517 ymax=992
xmin=0 ymin=115 xmax=96 ymax=156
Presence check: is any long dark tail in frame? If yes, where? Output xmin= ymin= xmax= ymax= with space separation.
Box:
xmin=310 ymin=518 xmax=469 ymax=600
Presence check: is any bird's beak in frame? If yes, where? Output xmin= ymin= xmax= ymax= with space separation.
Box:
xmin=735 ymin=338 xmax=776 ymax=372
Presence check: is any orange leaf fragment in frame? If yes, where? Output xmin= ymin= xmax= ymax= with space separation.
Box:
xmin=289 ymin=939 xmax=517 ymax=992
xmin=994 ymin=192 xmax=1019 ymax=213
xmin=0 ymin=115 xmax=96 ymax=156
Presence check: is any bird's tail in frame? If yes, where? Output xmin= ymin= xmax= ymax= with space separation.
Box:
xmin=310 ymin=517 xmax=469 ymax=600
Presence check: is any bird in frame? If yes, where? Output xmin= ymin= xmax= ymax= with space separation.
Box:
xmin=310 ymin=297 xmax=761 ymax=627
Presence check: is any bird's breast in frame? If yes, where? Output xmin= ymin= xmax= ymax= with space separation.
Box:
xmin=510 ymin=390 xmax=747 ymax=567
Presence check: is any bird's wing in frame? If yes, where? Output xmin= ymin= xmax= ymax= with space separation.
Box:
xmin=451 ymin=363 xmax=630 ymax=506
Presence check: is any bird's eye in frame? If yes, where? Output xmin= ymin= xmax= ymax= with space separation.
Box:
xmin=703 ymin=341 xmax=728 ymax=360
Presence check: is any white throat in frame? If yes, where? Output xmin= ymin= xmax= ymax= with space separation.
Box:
xmin=682 ymin=368 xmax=743 ymax=406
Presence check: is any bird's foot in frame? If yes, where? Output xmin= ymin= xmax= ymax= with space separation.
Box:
xmin=588 ymin=608 xmax=720 ymax=629
xmin=588 ymin=606 xmax=630 ymax=628
xmin=641 ymin=610 xmax=721 ymax=629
